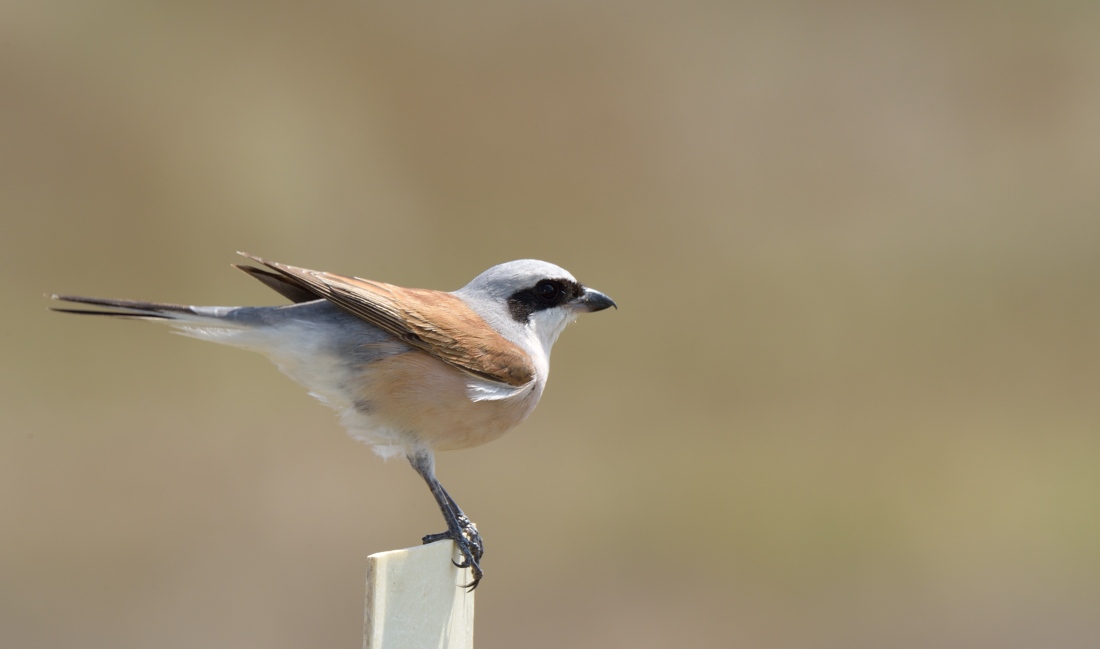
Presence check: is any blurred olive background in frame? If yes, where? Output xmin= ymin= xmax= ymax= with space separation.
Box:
xmin=3 ymin=2 xmax=1100 ymax=648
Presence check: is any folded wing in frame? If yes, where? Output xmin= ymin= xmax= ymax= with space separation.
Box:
xmin=236 ymin=253 xmax=536 ymax=389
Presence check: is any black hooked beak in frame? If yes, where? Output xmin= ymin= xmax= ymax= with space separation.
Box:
xmin=573 ymin=287 xmax=617 ymax=313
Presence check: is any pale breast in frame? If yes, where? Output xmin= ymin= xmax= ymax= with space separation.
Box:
xmin=346 ymin=350 xmax=542 ymax=452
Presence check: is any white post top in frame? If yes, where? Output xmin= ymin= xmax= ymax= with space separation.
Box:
xmin=363 ymin=540 xmax=475 ymax=649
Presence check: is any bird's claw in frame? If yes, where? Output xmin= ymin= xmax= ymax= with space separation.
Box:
xmin=422 ymin=515 xmax=484 ymax=589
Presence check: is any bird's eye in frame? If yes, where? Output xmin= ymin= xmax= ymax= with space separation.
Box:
xmin=535 ymin=280 xmax=561 ymax=302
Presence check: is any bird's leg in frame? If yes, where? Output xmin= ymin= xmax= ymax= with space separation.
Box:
xmin=408 ymin=450 xmax=484 ymax=589
xmin=421 ymin=484 xmax=484 ymax=564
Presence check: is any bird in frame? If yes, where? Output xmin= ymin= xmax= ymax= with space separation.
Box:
xmin=49 ymin=253 xmax=615 ymax=589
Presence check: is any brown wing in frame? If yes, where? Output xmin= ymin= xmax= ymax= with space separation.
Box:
xmin=236 ymin=253 xmax=535 ymax=387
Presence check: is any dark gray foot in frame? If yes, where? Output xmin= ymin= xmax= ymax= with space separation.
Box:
xmin=422 ymin=515 xmax=484 ymax=590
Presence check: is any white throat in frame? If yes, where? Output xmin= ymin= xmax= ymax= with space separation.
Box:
xmin=525 ymin=307 xmax=575 ymax=377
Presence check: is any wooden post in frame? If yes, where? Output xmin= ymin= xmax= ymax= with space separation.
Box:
xmin=363 ymin=540 xmax=475 ymax=649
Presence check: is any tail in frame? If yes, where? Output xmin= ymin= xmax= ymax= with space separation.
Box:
xmin=47 ymin=292 xmax=341 ymax=361
xmin=47 ymin=293 xmax=265 ymax=348
xmin=49 ymin=294 xmax=236 ymax=321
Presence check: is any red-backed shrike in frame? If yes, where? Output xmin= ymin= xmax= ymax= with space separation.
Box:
xmin=51 ymin=253 xmax=616 ymax=588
